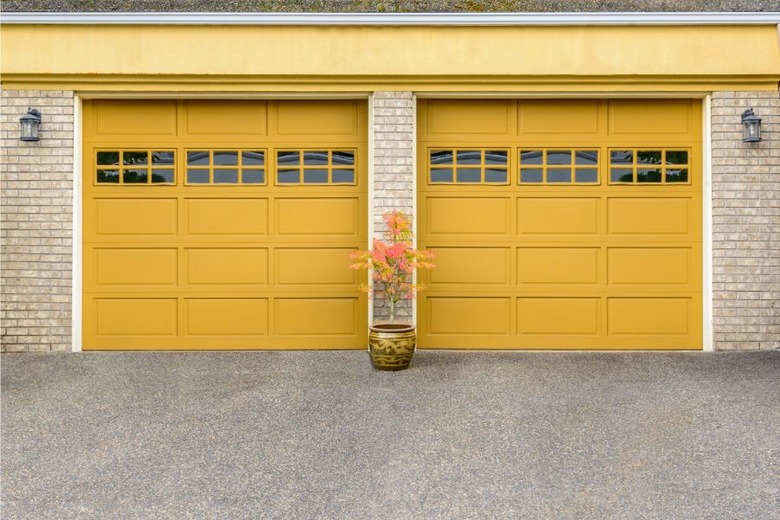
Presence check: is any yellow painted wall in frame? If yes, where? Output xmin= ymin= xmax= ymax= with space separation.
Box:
xmin=2 ymin=25 xmax=779 ymax=91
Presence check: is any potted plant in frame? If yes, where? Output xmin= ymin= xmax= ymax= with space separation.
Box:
xmin=349 ymin=211 xmax=435 ymax=370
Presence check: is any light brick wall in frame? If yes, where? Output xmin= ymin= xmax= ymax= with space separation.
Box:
xmin=1 ymin=90 xmax=74 ymax=352
xmin=711 ymin=91 xmax=780 ymax=351
xmin=371 ymin=91 xmax=415 ymax=322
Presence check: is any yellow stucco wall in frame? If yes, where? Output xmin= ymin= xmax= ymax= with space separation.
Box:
xmin=2 ymin=24 xmax=779 ymax=91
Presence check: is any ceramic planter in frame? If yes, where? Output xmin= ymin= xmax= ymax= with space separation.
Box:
xmin=368 ymin=323 xmax=416 ymax=371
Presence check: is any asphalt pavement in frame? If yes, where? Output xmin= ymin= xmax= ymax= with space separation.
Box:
xmin=2 ymin=350 xmax=779 ymax=519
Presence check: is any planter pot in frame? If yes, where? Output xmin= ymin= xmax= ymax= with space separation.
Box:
xmin=368 ymin=323 xmax=416 ymax=371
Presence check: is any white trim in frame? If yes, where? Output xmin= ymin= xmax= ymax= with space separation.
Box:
xmin=703 ymin=95 xmax=714 ymax=352
xmin=367 ymin=93 xmax=375 ymax=329
xmin=71 ymin=95 xmax=82 ymax=353
xmin=412 ymin=93 xmax=418 ymax=330
xmin=3 ymin=12 xmax=779 ymax=26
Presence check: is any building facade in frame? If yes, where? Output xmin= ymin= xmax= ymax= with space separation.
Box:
xmin=1 ymin=12 xmax=779 ymax=352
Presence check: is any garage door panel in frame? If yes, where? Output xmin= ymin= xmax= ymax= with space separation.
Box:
xmin=186 ymin=100 xmax=268 ymax=136
xmin=276 ymin=101 xmax=359 ymax=136
xmin=186 ymin=248 xmax=268 ymax=286
xmin=426 ymin=99 xmax=511 ymax=136
xmin=608 ymin=247 xmax=690 ymax=285
xmin=517 ymin=198 xmax=599 ymax=235
xmin=519 ymin=100 xmax=600 ymax=135
xmin=185 ymin=298 xmax=269 ymax=336
xmin=96 ymin=198 xmax=177 ymax=236
xmin=429 ymin=247 xmax=510 ymax=285
xmin=186 ymin=198 xmax=268 ymax=236
xmin=93 ymin=248 xmax=178 ymax=286
xmin=428 ymin=297 xmax=510 ymax=335
xmin=518 ymin=298 xmax=600 ymax=335
xmin=427 ymin=197 xmax=510 ymax=236
xmin=608 ymin=297 xmax=691 ymax=335
xmin=518 ymin=247 xmax=600 ymax=285
xmin=95 ymin=298 xmax=178 ymax=336
xmin=276 ymin=298 xmax=358 ymax=335
xmin=94 ymin=100 xmax=177 ymax=137
xmin=608 ymin=198 xmax=690 ymax=235
xmin=609 ymin=100 xmax=691 ymax=136
xmin=276 ymin=198 xmax=359 ymax=236
xmin=276 ymin=248 xmax=356 ymax=286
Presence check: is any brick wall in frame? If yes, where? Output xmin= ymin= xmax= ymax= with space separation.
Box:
xmin=1 ymin=90 xmax=74 ymax=352
xmin=711 ymin=91 xmax=780 ymax=350
xmin=371 ymin=91 xmax=415 ymax=323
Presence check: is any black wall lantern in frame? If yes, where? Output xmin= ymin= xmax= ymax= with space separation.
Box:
xmin=19 ymin=108 xmax=41 ymax=142
xmin=741 ymin=108 xmax=762 ymax=143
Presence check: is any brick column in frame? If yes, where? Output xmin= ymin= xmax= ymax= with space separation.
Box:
xmin=711 ymin=91 xmax=780 ymax=350
xmin=371 ymin=91 xmax=415 ymax=323
xmin=1 ymin=90 xmax=74 ymax=352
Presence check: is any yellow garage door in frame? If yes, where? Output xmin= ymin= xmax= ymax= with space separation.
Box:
xmin=418 ymin=99 xmax=702 ymax=350
xmin=82 ymin=100 xmax=368 ymax=350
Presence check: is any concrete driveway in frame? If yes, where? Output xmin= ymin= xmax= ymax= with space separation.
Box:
xmin=2 ymin=351 xmax=779 ymax=519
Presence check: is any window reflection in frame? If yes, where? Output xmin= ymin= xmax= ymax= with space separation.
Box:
xmin=242 ymin=169 xmax=265 ymax=184
xmin=548 ymin=168 xmax=571 ymax=183
xmin=456 ymin=168 xmax=481 ymax=183
xmin=188 ymin=151 xmax=210 ymax=166
xmin=575 ymin=150 xmax=598 ymax=166
xmin=430 ymin=168 xmax=453 ymax=183
xmin=278 ymin=169 xmax=299 ymax=184
xmin=187 ymin=169 xmax=209 ymax=183
xmin=152 ymin=169 xmax=174 ymax=183
xmin=332 ymin=151 xmax=355 ymax=166
xmin=152 ymin=151 xmax=175 ymax=165
xmin=213 ymin=151 xmax=238 ymax=166
xmin=97 ymin=152 xmax=119 ymax=165
xmin=520 ymin=150 xmax=543 ymax=165
xmin=520 ymin=169 xmax=543 ymax=183
xmin=610 ymin=151 xmax=633 ymax=165
xmin=123 ymin=151 xmax=148 ymax=165
xmin=277 ymin=151 xmax=300 ymax=166
xmin=546 ymin=151 xmax=572 ymax=165
xmin=430 ymin=151 xmax=454 ymax=165
xmin=97 ymin=169 xmax=119 ymax=183
xmin=303 ymin=169 xmax=329 ymax=183
xmin=457 ymin=150 xmax=481 ymax=165
xmin=485 ymin=169 xmax=507 ymax=183
xmin=214 ymin=169 xmax=238 ymax=183
xmin=332 ymin=169 xmax=355 ymax=183
xmin=242 ymin=151 xmax=265 ymax=166
xmin=485 ymin=151 xmax=508 ymax=165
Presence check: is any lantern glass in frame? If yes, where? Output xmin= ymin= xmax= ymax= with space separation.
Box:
xmin=742 ymin=120 xmax=761 ymax=142
xmin=20 ymin=119 xmax=40 ymax=141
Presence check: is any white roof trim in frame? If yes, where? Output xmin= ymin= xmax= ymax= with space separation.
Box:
xmin=2 ymin=12 xmax=780 ymax=26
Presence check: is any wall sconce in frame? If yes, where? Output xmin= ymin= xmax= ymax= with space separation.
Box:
xmin=19 ymin=108 xmax=41 ymax=142
xmin=741 ymin=108 xmax=762 ymax=143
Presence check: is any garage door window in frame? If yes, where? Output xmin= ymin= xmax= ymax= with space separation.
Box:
xmin=186 ymin=150 xmax=266 ymax=185
xmin=519 ymin=149 xmax=599 ymax=184
xmin=609 ymin=149 xmax=690 ymax=184
xmin=275 ymin=150 xmax=356 ymax=185
xmin=429 ymin=149 xmax=508 ymax=184
xmin=96 ymin=150 xmax=175 ymax=185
